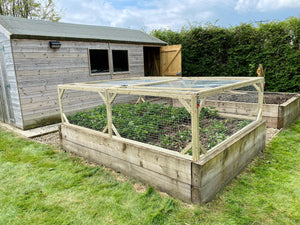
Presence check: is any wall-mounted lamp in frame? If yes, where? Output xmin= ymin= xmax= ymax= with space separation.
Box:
xmin=49 ymin=41 xmax=61 ymax=49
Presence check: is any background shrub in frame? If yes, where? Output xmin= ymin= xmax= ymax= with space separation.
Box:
xmin=151 ymin=17 xmax=300 ymax=93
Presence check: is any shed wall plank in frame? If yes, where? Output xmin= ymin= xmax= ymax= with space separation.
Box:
xmin=12 ymin=39 xmax=145 ymax=129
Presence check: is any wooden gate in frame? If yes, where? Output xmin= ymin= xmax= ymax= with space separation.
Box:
xmin=160 ymin=44 xmax=181 ymax=76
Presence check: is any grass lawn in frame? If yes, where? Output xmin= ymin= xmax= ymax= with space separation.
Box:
xmin=0 ymin=119 xmax=299 ymax=225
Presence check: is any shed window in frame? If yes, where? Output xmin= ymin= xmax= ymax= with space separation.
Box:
xmin=112 ymin=50 xmax=129 ymax=72
xmin=89 ymin=49 xmax=109 ymax=74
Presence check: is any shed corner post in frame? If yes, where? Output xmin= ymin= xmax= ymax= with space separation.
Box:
xmin=191 ymin=94 xmax=200 ymax=161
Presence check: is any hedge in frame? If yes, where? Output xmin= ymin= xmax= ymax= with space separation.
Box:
xmin=151 ymin=17 xmax=300 ymax=93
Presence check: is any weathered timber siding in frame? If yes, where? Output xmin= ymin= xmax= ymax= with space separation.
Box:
xmin=11 ymin=39 xmax=144 ymax=129
xmin=0 ymin=30 xmax=23 ymax=128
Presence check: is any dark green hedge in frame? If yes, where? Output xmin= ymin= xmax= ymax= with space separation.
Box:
xmin=151 ymin=17 xmax=300 ymax=93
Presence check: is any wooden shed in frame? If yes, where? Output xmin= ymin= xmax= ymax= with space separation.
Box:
xmin=0 ymin=15 xmax=182 ymax=129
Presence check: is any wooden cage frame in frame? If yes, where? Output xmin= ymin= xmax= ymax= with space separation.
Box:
xmin=58 ymin=76 xmax=264 ymax=162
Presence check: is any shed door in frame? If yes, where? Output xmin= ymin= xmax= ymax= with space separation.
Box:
xmin=160 ymin=44 xmax=181 ymax=76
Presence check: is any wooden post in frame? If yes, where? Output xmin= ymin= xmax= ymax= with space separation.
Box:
xmin=198 ymin=98 xmax=207 ymax=154
xmin=58 ymin=88 xmax=66 ymax=123
xmin=191 ymin=94 xmax=200 ymax=161
xmin=105 ymin=90 xmax=113 ymax=137
xmin=257 ymin=82 xmax=264 ymax=120
xmin=178 ymin=98 xmax=191 ymax=114
xmin=198 ymin=97 xmax=206 ymax=116
xmin=253 ymin=82 xmax=264 ymax=121
xmin=136 ymin=96 xmax=145 ymax=104
xmin=108 ymin=43 xmax=113 ymax=77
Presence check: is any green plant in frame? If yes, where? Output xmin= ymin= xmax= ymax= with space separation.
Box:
xmin=237 ymin=120 xmax=251 ymax=129
xmin=199 ymin=107 xmax=218 ymax=119
xmin=68 ymin=102 xmax=248 ymax=152
xmin=200 ymin=119 xmax=228 ymax=148
xmin=68 ymin=102 xmax=192 ymax=149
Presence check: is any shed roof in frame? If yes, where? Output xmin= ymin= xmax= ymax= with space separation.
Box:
xmin=0 ymin=15 xmax=166 ymax=45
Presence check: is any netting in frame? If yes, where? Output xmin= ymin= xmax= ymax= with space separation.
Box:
xmin=88 ymin=78 xmax=167 ymax=86
xmin=82 ymin=78 xmax=242 ymax=90
xmin=65 ymin=84 xmax=258 ymax=154
xmin=112 ymin=95 xmax=192 ymax=151
xmin=60 ymin=77 xmax=264 ymax=159
xmin=61 ymin=89 xmax=103 ymax=114
xmin=145 ymin=79 xmax=241 ymax=89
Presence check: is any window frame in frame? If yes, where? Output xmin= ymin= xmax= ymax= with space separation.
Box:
xmin=112 ymin=49 xmax=129 ymax=73
xmin=88 ymin=48 xmax=130 ymax=76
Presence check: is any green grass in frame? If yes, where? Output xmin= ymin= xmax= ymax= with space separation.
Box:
xmin=0 ymin=119 xmax=299 ymax=224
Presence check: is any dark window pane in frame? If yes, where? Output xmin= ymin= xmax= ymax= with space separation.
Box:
xmin=89 ymin=49 xmax=109 ymax=74
xmin=112 ymin=50 xmax=129 ymax=72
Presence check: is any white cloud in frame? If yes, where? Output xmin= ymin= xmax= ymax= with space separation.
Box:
xmin=59 ymin=0 xmax=300 ymax=31
xmin=60 ymin=0 xmax=219 ymax=31
xmin=235 ymin=0 xmax=300 ymax=12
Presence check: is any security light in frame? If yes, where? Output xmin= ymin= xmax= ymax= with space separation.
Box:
xmin=49 ymin=41 xmax=61 ymax=49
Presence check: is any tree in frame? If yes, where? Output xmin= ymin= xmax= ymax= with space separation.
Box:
xmin=0 ymin=0 xmax=61 ymax=22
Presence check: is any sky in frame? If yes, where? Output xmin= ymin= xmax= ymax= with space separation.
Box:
xmin=57 ymin=0 xmax=300 ymax=32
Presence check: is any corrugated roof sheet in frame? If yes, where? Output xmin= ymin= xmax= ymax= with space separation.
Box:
xmin=0 ymin=15 xmax=166 ymax=45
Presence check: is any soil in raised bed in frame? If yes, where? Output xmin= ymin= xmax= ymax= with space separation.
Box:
xmin=209 ymin=92 xmax=296 ymax=104
xmin=157 ymin=117 xmax=247 ymax=152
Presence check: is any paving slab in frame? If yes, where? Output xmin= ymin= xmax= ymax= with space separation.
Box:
xmin=0 ymin=122 xmax=60 ymax=138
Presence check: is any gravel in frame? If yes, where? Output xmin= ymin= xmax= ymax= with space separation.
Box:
xmin=32 ymin=131 xmax=61 ymax=148
xmin=266 ymin=128 xmax=281 ymax=144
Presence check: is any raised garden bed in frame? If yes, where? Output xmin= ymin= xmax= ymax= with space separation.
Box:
xmin=58 ymin=77 xmax=266 ymax=204
xmin=61 ymin=121 xmax=265 ymax=204
xmin=203 ymin=92 xmax=300 ymax=129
